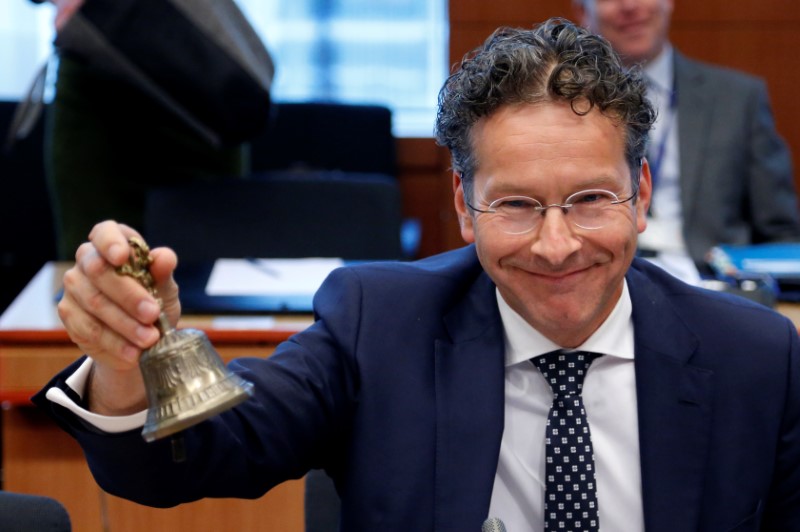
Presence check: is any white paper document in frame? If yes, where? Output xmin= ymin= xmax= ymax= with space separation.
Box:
xmin=643 ymin=251 xmax=703 ymax=286
xmin=205 ymin=258 xmax=345 ymax=296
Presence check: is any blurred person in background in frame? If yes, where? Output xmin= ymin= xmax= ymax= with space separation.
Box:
xmin=574 ymin=0 xmax=800 ymax=275
xmin=32 ymin=0 xmax=272 ymax=258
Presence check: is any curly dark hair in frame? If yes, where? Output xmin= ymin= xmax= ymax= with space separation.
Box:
xmin=434 ymin=18 xmax=655 ymax=201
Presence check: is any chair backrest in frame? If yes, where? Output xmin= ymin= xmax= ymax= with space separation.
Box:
xmin=0 ymin=100 xmax=57 ymax=312
xmin=304 ymin=469 xmax=341 ymax=532
xmin=143 ymin=171 xmax=403 ymax=262
xmin=249 ymin=102 xmax=396 ymax=177
xmin=0 ymin=491 xmax=71 ymax=531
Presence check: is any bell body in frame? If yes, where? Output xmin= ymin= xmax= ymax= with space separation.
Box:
xmin=140 ymin=326 xmax=254 ymax=442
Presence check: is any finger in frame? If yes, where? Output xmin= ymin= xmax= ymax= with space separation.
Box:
xmin=148 ymin=247 xmax=181 ymax=323
xmin=73 ymin=243 xmax=161 ymax=327
xmin=58 ymin=288 xmax=144 ymax=370
xmin=88 ymin=220 xmax=144 ymax=267
xmin=148 ymin=247 xmax=178 ymax=283
xmin=62 ymin=264 xmax=161 ymax=351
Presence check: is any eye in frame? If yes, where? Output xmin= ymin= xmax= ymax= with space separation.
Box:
xmin=570 ymin=190 xmax=616 ymax=205
xmin=491 ymin=196 xmax=538 ymax=212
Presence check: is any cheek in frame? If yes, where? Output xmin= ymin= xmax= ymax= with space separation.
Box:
xmin=474 ymin=228 xmax=525 ymax=266
xmin=590 ymin=220 xmax=639 ymax=259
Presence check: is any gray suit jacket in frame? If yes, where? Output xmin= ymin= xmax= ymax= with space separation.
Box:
xmin=674 ymin=51 xmax=800 ymax=267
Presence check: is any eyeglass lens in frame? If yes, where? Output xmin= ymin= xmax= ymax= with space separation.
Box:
xmin=488 ymin=190 xmax=627 ymax=234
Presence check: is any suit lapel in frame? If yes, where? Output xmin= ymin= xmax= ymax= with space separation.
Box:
xmin=628 ymin=263 xmax=714 ymax=532
xmin=434 ymin=273 xmax=506 ymax=531
xmin=675 ymin=52 xmax=712 ymax=230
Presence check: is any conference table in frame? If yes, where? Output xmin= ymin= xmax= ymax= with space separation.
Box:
xmin=0 ymin=262 xmax=314 ymax=531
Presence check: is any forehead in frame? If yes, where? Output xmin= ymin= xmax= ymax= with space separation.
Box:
xmin=470 ymin=102 xmax=629 ymax=192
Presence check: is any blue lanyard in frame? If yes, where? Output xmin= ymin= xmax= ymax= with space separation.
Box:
xmin=648 ymin=86 xmax=678 ymax=190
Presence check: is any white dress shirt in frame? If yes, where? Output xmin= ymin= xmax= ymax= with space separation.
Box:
xmin=641 ymin=43 xmax=683 ymax=244
xmin=46 ymin=358 xmax=147 ymax=432
xmin=488 ymin=281 xmax=644 ymax=532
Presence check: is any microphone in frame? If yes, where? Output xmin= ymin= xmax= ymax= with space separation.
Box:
xmin=482 ymin=517 xmax=507 ymax=532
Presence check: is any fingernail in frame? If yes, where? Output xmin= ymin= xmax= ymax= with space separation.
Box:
xmin=121 ymin=344 xmax=140 ymax=364
xmin=108 ymin=243 xmax=126 ymax=263
xmin=137 ymin=300 xmax=159 ymax=320
xmin=136 ymin=325 xmax=157 ymax=344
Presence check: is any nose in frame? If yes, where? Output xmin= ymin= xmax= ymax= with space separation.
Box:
xmin=529 ymin=207 xmax=582 ymax=265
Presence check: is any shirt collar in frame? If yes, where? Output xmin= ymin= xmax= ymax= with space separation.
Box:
xmin=496 ymin=280 xmax=635 ymax=368
xmin=643 ymin=43 xmax=674 ymax=95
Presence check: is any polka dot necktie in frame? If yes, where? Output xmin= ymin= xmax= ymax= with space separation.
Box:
xmin=532 ymin=350 xmax=601 ymax=532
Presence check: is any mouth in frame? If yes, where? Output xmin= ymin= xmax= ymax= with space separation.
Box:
xmin=524 ymin=264 xmax=594 ymax=283
xmin=617 ymin=19 xmax=650 ymax=35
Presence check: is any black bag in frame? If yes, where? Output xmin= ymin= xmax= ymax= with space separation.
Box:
xmin=55 ymin=0 xmax=275 ymax=147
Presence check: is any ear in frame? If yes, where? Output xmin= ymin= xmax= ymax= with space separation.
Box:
xmin=636 ymin=159 xmax=652 ymax=234
xmin=453 ymin=172 xmax=476 ymax=243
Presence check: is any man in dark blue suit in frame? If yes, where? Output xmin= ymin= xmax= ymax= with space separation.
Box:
xmin=35 ymin=19 xmax=799 ymax=531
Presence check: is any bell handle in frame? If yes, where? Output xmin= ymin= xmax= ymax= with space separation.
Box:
xmin=116 ymin=237 xmax=172 ymax=337
xmin=155 ymin=312 xmax=172 ymax=336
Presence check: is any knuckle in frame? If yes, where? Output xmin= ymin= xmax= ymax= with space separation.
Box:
xmin=83 ymin=253 xmax=109 ymax=278
xmin=56 ymin=298 xmax=72 ymax=324
xmin=80 ymin=317 xmax=105 ymax=346
xmin=61 ymin=267 xmax=79 ymax=291
xmin=84 ymin=289 xmax=106 ymax=314
xmin=74 ymin=241 xmax=93 ymax=262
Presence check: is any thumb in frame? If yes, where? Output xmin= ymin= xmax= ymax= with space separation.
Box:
xmin=148 ymin=246 xmax=181 ymax=327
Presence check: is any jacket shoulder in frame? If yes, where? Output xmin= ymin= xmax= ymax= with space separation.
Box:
xmin=676 ymin=51 xmax=765 ymax=92
xmin=628 ymin=258 xmax=794 ymax=338
xmin=339 ymin=245 xmax=483 ymax=290
xmin=313 ymin=245 xmax=488 ymax=317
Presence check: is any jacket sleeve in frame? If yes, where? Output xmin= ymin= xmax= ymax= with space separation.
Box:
xmin=31 ymin=266 xmax=364 ymax=508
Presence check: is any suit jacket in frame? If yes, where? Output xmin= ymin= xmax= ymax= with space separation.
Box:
xmin=35 ymin=247 xmax=800 ymax=531
xmin=675 ymin=51 xmax=800 ymax=268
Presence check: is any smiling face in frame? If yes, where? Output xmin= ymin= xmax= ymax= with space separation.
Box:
xmin=574 ymin=0 xmax=674 ymax=66
xmin=454 ymin=101 xmax=651 ymax=347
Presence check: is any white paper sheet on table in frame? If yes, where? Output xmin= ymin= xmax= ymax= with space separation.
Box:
xmin=205 ymin=258 xmax=345 ymax=296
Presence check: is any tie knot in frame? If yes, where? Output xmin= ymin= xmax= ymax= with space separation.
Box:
xmin=532 ymin=350 xmax=600 ymax=397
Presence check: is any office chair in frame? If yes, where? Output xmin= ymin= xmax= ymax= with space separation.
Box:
xmin=0 ymin=100 xmax=57 ymax=312
xmin=304 ymin=469 xmax=341 ymax=532
xmin=143 ymin=171 xmax=404 ymax=262
xmin=0 ymin=491 xmax=71 ymax=531
xmin=250 ymin=102 xmax=397 ymax=177
xmin=247 ymin=102 xmax=420 ymax=259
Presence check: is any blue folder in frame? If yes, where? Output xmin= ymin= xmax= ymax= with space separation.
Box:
xmin=707 ymin=243 xmax=800 ymax=301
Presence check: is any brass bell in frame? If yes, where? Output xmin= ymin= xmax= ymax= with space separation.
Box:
xmin=117 ymin=237 xmax=254 ymax=442
xmin=139 ymin=314 xmax=254 ymax=442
